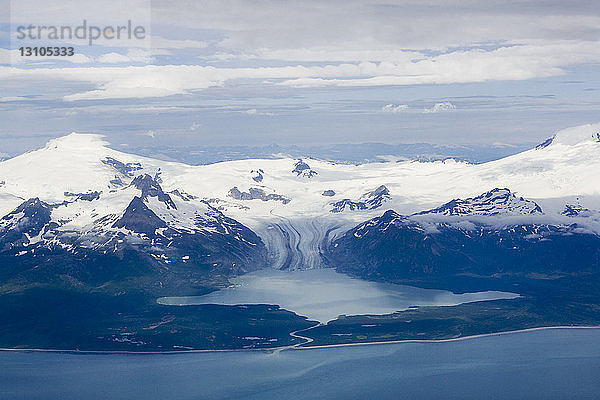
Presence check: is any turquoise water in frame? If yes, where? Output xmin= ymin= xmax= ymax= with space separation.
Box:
xmin=158 ymin=268 xmax=519 ymax=323
xmin=2 ymin=328 xmax=599 ymax=399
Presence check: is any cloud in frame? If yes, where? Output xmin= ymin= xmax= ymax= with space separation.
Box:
xmin=5 ymin=1 xmax=600 ymax=63
xmin=151 ymin=36 xmax=208 ymax=49
xmin=1 ymin=0 xmax=599 ymax=101
xmin=423 ymin=101 xmax=456 ymax=113
xmin=1 ymin=37 xmax=600 ymax=100
xmin=97 ymin=49 xmax=159 ymax=64
xmin=97 ymin=52 xmax=132 ymax=63
xmin=149 ymin=0 xmax=600 ymax=54
xmin=210 ymin=49 xmax=422 ymax=63
xmin=0 ymin=96 xmax=28 ymax=102
xmin=242 ymin=108 xmax=273 ymax=116
xmin=382 ymin=104 xmax=409 ymax=113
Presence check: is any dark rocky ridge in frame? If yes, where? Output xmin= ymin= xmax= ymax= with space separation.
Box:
xmin=101 ymin=157 xmax=143 ymax=176
xmin=228 ymin=186 xmax=290 ymax=204
xmin=416 ymin=188 xmax=542 ymax=216
xmin=131 ymin=174 xmax=177 ymax=209
xmin=326 ymin=190 xmax=600 ymax=292
xmin=112 ymin=196 xmax=167 ymax=235
xmin=292 ymin=159 xmax=318 ymax=178
xmin=331 ymin=185 xmax=390 ymax=213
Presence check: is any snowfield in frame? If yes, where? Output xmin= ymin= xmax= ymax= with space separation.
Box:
xmin=0 ymin=123 xmax=599 ymax=269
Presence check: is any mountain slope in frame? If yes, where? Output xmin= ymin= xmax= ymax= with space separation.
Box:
xmin=0 ymin=173 xmax=268 ymax=296
xmin=0 ymin=124 xmax=599 ymax=350
xmin=0 ymin=123 xmax=599 ymax=274
xmin=325 ymin=189 xmax=600 ymax=291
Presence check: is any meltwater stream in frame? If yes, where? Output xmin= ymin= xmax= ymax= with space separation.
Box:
xmin=158 ymin=268 xmax=519 ymax=323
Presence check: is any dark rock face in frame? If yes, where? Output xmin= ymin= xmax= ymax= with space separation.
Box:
xmin=169 ymin=189 xmax=197 ymax=202
xmin=562 ymin=204 xmax=590 ymax=217
xmin=101 ymin=157 xmax=143 ymax=176
xmin=251 ymin=169 xmax=264 ymax=182
xmin=535 ymin=137 xmax=554 ymax=149
xmin=0 ymin=198 xmax=56 ymax=249
xmin=326 ymin=208 xmax=600 ymax=291
xmin=331 ymin=185 xmax=390 ymax=213
xmin=131 ymin=174 xmax=177 ymax=209
xmin=362 ymin=185 xmax=390 ymax=208
xmin=228 ymin=186 xmax=290 ymax=204
xmin=322 ymin=190 xmax=336 ymax=197
xmin=64 ymin=191 xmax=101 ymax=202
xmin=292 ymin=159 xmax=318 ymax=178
xmin=331 ymin=198 xmax=368 ymax=212
xmin=110 ymin=176 xmax=126 ymax=187
xmin=112 ymin=196 xmax=167 ymax=235
xmin=416 ymin=188 xmax=542 ymax=216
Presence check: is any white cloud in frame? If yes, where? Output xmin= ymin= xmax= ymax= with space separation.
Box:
xmin=97 ymin=52 xmax=131 ymax=63
xmin=242 ymin=108 xmax=273 ymax=116
xmin=151 ymin=36 xmax=208 ymax=49
xmin=382 ymin=104 xmax=409 ymax=113
xmin=149 ymin=0 xmax=600 ymax=54
xmin=492 ymin=142 xmax=518 ymax=148
xmin=5 ymin=0 xmax=600 ymax=69
xmin=210 ymin=49 xmax=422 ymax=63
xmin=423 ymin=101 xmax=456 ymax=113
xmin=0 ymin=96 xmax=27 ymax=102
xmin=1 ymin=40 xmax=600 ymax=100
xmin=97 ymin=49 xmax=158 ymax=64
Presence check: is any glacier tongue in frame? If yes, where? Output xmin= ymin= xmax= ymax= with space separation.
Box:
xmin=257 ymin=214 xmax=350 ymax=270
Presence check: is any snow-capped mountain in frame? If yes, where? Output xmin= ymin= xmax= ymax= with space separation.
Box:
xmin=0 ymin=157 xmax=268 ymax=294
xmin=0 ymin=123 xmax=599 ymax=279
xmin=330 ymin=185 xmax=390 ymax=213
xmin=325 ymin=206 xmax=600 ymax=291
xmin=416 ymin=188 xmax=542 ymax=216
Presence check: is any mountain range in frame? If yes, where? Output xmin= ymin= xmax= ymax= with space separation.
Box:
xmin=0 ymin=123 xmax=599 ymax=350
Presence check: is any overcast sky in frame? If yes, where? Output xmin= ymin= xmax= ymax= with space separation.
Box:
xmin=0 ymin=0 xmax=599 ymax=156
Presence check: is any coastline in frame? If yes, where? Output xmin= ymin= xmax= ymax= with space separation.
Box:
xmin=1 ymin=325 xmax=599 ymax=355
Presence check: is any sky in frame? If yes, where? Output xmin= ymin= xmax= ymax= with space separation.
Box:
xmin=0 ymin=0 xmax=599 ymax=158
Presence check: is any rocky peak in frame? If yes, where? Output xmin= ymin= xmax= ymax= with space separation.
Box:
xmin=131 ymin=174 xmax=177 ymax=209
xmin=417 ymin=188 xmax=542 ymax=216
xmin=0 ymin=197 xmax=56 ymax=245
xmin=292 ymin=159 xmax=318 ymax=178
xmin=330 ymin=185 xmax=390 ymax=213
xmin=112 ymin=196 xmax=167 ymax=236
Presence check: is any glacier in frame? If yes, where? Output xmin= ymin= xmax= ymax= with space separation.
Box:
xmin=0 ymin=123 xmax=599 ymax=271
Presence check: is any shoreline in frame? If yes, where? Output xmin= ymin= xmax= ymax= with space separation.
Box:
xmin=296 ymin=325 xmax=600 ymax=350
xmin=1 ymin=325 xmax=599 ymax=355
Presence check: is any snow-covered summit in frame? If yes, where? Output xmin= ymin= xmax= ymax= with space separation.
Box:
xmin=542 ymin=123 xmax=600 ymax=147
xmin=43 ymin=132 xmax=109 ymax=151
xmin=417 ymin=188 xmax=542 ymax=216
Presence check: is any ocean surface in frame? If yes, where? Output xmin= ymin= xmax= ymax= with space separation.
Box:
xmin=2 ymin=328 xmax=599 ymax=400
xmin=158 ymin=268 xmax=519 ymax=322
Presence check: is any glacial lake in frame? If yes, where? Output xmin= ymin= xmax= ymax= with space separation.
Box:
xmin=158 ymin=268 xmax=519 ymax=323
xmin=2 ymin=328 xmax=599 ymax=400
